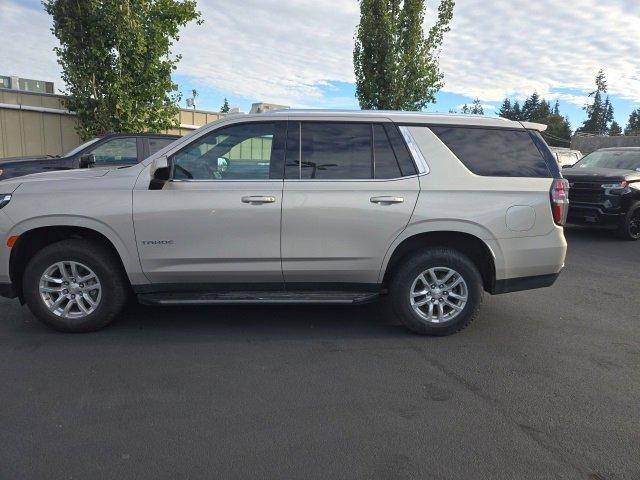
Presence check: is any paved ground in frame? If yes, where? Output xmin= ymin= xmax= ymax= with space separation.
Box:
xmin=1 ymin=227 xmax=639 ymax=480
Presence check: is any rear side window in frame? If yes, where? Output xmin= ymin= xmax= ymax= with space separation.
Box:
xmin=430 ymin=127 xmax=551 ymax=178
xmin=149 ymin=137 xmax=176 ymax=155
xmin=373 ymin=124 xmax=402 ymax=179
xmin=299 ymin=122 xmax=371 ymax=179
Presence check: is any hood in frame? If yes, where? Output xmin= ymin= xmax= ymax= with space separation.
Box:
xmin=0 ymin=155 xmax=61 ymax=165
xmin=563 ymin=167 xmax=640 ymax=183
xmin=0 ymin=167 xmax=111 ymax=193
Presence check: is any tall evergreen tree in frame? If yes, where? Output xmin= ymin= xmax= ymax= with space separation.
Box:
xmin=552 ymin=100 xmax=560 ymax=116
xmin=498 ymin=98 xmax=513 ymax=119
xmin=470 ymin=99 xmax=484 ymax=115
xmin=625 ymin=109 xmax=640 ymax=135
xmin=609 ymin=120 xmax=622 ymax=136
xmin=581 ymin=70 xmax=613 ymax=135
xmin=353 ymin=0 xmax=455 ymax=110
xmin=220 ymin=98 xmax=230 ymax=113
xmin=512 ymin=101 xmax=523 ymax=121
xmin=522 ymin=92 xmax=541 ymax=120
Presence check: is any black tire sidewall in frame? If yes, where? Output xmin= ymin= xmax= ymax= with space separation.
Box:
xmin=23 ymin=240 xmax=126 ymax=332
xmin=617 ymin=202 xmax=640 ymax=241
xmin=390 ymin=249 xmax=483 ymax=336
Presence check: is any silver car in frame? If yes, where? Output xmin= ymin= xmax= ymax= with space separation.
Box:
xmin=0 ymin=110 xmax=568 ymax=335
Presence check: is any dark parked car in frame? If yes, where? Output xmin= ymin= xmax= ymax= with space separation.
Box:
xmin=563 ymin=147 xmax=640 ymax=240
xmin=0 ymin=133 xmax=180 ymax=181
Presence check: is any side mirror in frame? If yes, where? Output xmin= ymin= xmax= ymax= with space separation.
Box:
xmin=150 ymin=156 xmax=169 ymax=178
xmin=149 ymin=156 xmax=170 ymax=190
xmin=79 ymin=153 xmax=96 ymax=169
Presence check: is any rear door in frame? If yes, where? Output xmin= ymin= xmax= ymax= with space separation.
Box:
xmin=281 ymin=121 xmax=420 ymax=285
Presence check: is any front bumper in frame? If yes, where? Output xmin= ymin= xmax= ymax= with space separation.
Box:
xmin=567 ymin=203 xmax=623 ymax=228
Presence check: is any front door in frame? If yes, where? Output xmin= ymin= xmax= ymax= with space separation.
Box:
xmin=133 ymin=121 xmax=286 ymax=286
xmin=281 ymin=121 xmax=421 ymax=286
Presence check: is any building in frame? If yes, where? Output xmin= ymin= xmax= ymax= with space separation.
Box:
xmin=0 ymin=75 xmax=54 ymax=94
xmin=0 ymin=76 xmax=225 ymax=158
xmin=249 ymin=102 xmax=289 ymax=114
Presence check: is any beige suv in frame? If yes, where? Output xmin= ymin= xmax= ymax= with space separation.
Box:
xmin=0 ymin=111 xmax=568 ymax=335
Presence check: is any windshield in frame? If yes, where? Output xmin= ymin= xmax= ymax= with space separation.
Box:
xmin=574 ymin=150 xmax=640 ymax=171
xmin=63 ymin=137 xmax=100 ymax=157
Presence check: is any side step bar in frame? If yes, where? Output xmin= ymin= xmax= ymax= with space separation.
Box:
xmin=138 ymin=291 xmax=381 ymax=306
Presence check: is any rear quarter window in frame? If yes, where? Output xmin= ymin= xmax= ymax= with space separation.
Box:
xmin=430 ymin=126 xmax=552 ymax=178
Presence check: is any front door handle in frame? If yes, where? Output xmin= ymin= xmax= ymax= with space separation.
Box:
xmin=370 ymin=196 xmax=404 ymax=205
xmin=242 ymin=195 xmax=276 ymax=205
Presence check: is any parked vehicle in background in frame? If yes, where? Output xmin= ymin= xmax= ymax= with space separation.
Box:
xmin=549 ymin=147 xmax=583 ymax=167
xmin=0 ymin=133 xmax=180 ymax=180
xmin=0 ymin=111 xmax=567 ymax=336
xmin=563 ymin=147 xmax=640 ymax=240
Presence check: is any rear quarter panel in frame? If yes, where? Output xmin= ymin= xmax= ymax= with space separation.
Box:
xmin=383 ymin=125 xmax=565 ymax=281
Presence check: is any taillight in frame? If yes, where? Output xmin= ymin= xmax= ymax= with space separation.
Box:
xmin=550 ymin=178 xmax=569 ymax=226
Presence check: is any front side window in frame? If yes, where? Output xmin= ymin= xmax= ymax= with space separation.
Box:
xmin=430 ymin=127 xmax=551 ymax=178
xmin=172 ymin=123 xmax=276 ymax=180
xmin=90 ymin=138 xmax=138 ymax=165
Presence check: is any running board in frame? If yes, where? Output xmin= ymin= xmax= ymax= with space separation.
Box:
xmin=137 ymin=291 xmax=381 ymax=306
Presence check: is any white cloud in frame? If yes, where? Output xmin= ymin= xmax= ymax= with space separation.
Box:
xmin=2 ymin=0 xmax=640 ymax=108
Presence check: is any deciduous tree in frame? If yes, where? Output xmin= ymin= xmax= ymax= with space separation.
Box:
xmin=44 ymin=0 xmax=202 ymax=139
xmin=353 ymin=0 xmax=455 ymax=110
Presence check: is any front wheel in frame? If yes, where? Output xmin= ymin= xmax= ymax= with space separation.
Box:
xmin=389 ymin=248 xmax=484 ymax=336
xmin=22 ymin=239 xmax=129 ymax=332
xmin=616 ymin=202 xmax=640 ymax=241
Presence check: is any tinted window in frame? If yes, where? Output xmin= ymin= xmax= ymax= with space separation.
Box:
xmin=430 ymin=127 xmax=551 ymax=177
xmin=149 ymin=137 xmax=177 ymax=155
xmin=299 ymin=123 xmax=372 ymax=179
xmin=373 ymin=124 xmax=402 ymax=179
xmin=90 ymin=138 xmax=138 ymax=165
xmin=173 ymin=123 xmax=276 ymax=180
xmin=384 ymin=124 xmax=417 ymax=177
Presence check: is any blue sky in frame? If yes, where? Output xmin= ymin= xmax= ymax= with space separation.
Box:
xmin=2 ymin=0 xmax=640 ymax=131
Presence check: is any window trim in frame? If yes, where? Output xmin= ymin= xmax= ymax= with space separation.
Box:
xmin=167 ymin=121 xmax=285 ymax=182
xmin=284 ymin=120 xmax=420 ymax=182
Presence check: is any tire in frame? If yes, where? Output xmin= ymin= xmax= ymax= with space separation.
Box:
xmin=616 ymin=202 xmax=640 ymax=241
xmin=388 ymin=248 xmax=483 ymax=336
xmin=22 ymin=239 xmax=129 ymax=332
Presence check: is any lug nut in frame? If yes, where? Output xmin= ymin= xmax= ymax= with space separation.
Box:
xmin=71 ymin=294 xmax=75 ymax=299
xmin=63 ymin=289 xmax=69 ymax=294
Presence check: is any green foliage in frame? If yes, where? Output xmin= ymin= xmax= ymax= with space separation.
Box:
xmin=470 ymin=99 xmax=484 ymax=115
xmin=44 ymin=0 xmax=202 ymax=140
xmin=609 ymin=120 xmax=622 ymax=136
xmin=579 ymin=69 xmax=614 ymax=135
xmin=353 ymin=0 xmax=455 ymax=110
xmin=625 ymin=109 xmax=640 ymax=136
xmin=220 ymin=98 xmax=230 ymax=113
xmin=498 ymin=93 xmax=572 ymax=147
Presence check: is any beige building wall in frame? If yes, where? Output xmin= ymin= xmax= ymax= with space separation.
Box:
xmin=0 ymin=89 xmax=224 ymax=158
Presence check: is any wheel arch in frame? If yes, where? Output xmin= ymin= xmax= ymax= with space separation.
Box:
xmin=9 ymin=222 xmax=138 ymax=301
xmin=381 ymin=227 xmax=499 ymax=293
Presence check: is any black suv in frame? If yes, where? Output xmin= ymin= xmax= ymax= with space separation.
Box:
xmin=563 ymin=147 xmax=640 ymax=240
xmin=0 ymin=133 xmax=180 ymax=181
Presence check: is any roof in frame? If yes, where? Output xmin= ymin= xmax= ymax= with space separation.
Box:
xmin=598 ymin=147 xmax=640 ymax=151
xmin=262 ymin=109 xmax=541 ymax=129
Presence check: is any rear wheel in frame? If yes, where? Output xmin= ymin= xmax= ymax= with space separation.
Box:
xmin=616 ymin=202 xmax=640 ymax=241
xmin=23 ymin=239 xmax=128 ymax=332
xmin=389 ymin=248 xmax=483 ymax=336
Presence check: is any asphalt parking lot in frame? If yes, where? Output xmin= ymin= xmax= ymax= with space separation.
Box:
xmin=1 ymin=227 xmax=638 ymax=480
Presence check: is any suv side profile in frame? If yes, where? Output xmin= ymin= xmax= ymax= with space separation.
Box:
xmin=0 ymin=111 xmax=568 ymax=336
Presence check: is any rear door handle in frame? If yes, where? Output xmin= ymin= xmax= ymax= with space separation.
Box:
xmin=242 ymin=195 xmax=276 ymax=205
xmin=370 ymin=196 xmax=404 ymax=205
